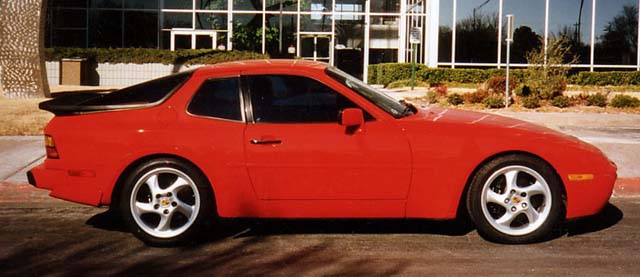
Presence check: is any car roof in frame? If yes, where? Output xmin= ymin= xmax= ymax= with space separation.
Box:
xmin=194 ymin=59 xmax=328 ymax=76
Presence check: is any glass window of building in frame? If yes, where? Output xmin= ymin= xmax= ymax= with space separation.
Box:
xmin=300 ymin=14 xmax=332 ymax=32
xmin=89 ymin=10 xmax=123 ymax=47
xmin=594 ymin=0 xmax=638 ymax=66
xmin=196 ymin=13 xmax=228 ymax=30
xmin=371 ymin=0 xmax=400 ymax=13
xmin=455 ymin=0 xmax=499 ymax=64
xmin=266 ymin=15 xmax=296 ymax=58
xmin=266 ymin=0 xmax=298 ymax=12
xmin=232 ymin=14 xmax=264 ymax=52
xmin=370 ymin=16 xmax=400 ymax=64
xmin=301 ymin=0 xmax=333 ymax=12
xmin=124 ymin=11 xmax=159 ymax=48
xmin=163 ymin=12 xmax=193 ymax=29
xmin=90 ymin=0 xmax=123 ymax=8
xmin=501 ymin=0 xmax=545 ymax=64
xmin=438 ymin=0 xmax=453 ymax=64
xmin=164 ymin=0 xmax=192 ymax=9
xmin=197 ymin=0 xmax=228 ymax=10
xmin=548 ymin=0 xmax=593 ymax=65
xmin=234 ymin=0 xmax=263 ymax=11
xmin=51 ymin=0 xmax=87 ymax=8
xmin=125 ymin=0 xmax=159 ymax=9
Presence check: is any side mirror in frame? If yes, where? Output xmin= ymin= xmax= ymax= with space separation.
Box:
xmin=340 ymin=108 xmax=364 ymax=127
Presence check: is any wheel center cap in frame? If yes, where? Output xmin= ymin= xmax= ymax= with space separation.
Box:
xmin=160 ymin=198 xmax=171 ymax=207
xmin=512 ymin=196 xmax=521 ymax=204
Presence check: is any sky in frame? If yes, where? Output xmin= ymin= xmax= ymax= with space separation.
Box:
xmin=439 ymin=0 xmax=638 ymax=43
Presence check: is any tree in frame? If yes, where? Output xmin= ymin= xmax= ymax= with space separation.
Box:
xmin=595 ymin=5 xmax=638 ymax=65
xmin=511 ymin=26 xmax=541 ymax=63
xmin=455 ymin=12 xmax=499 ymax=63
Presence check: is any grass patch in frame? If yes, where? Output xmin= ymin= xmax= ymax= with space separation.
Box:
xmin=0 ymin=96 xmax=52 ymax=135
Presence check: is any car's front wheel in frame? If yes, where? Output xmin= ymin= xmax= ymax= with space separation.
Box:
xmin=467 ymin=154 xmax=565 ymax=244
xmin=119 ymin=158 xmax=214 ymax=246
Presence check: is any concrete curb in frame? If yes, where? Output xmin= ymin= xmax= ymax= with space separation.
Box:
xmin=614 ymin=178 xmax=640 ymax=197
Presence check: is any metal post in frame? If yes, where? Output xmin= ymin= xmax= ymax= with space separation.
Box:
xmin=411 ymin=45 xmax=416 ymax=90
xmin=505 ymin=14 xmax=514 ymax=108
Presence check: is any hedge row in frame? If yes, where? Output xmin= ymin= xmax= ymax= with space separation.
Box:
xmin=369 ymin=63 xmax=640 ymax=87
xmin=44 ymin=48 xmax=269 ymax=65
xmin=570 ymin=71 xmax=640 ymax=86
xmin=368 ymin=63 xmax=526 ymax=86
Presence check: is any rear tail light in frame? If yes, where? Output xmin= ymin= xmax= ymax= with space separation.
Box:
xmin=45 ymin=135 xmax=59 ymax=159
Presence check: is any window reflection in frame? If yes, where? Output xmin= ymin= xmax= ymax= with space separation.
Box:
xmin=439 ymin=0 xmax=453 ymax=63
xmin=197 ymin=0 xmax=228 ymax=10
xmin=232 ymin=14 xmax=263 ymax=52
xmin=456 ymin=0 xmax=499 ymax=63
xmin=549 ymin=0 xmax=592 ymax=64
xmin=371 ymin=0 xmax=400 ymax=13
xmin=595 ymin=0 xmax=638 ymax=65
xmin=163 ymin=0 xmax=192 ymax=9
xmin=502 ymin=0 xmax=545 ymax=63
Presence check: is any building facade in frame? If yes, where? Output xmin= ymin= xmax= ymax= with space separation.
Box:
xmin=46 ymin=0 xmax=640 ymax=80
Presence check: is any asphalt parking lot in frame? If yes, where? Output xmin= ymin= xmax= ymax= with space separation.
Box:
xmin=0 ymin=183 xmax=638 ymax=275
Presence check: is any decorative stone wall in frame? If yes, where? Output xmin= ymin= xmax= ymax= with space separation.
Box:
xmin=0 ymin=0 xmax=50 ymax=98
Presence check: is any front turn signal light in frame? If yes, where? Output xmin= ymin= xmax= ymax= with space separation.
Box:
xmin=45 ymin=135 xmax=59 ymax=159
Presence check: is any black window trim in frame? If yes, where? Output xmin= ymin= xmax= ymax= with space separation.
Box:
xmin=242 ymin=73 xmax=375 ymax=125
xmin=185 ymin=75 xmax=246 ymax=123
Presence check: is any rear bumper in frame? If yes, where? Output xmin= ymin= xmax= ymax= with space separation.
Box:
xmin=27 ymin=163 xmax=103 ymax=206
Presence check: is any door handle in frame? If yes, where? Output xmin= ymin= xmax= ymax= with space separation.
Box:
xmin=250 ymin=139 xmax=282 ymax=145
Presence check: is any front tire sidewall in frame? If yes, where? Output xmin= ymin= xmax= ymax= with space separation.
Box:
xmin=467 ymin=155 xmax=565 ymax=244
xmin=119 ymin=159 xmax=214 ymax=247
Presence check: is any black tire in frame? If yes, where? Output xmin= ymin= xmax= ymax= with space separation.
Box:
xmin=119 ymin=158 xmax=215 ymax=247
xmin=466 ymin=154 xmax=565 ymax=244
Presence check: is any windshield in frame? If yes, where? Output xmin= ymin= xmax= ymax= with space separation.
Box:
xmin=325 ymin=66 xmax=412 ymax=118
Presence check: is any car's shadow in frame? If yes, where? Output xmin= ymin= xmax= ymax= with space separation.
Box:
xmin=86 ymin=202 xmax=623 ymax=243
xmin=564 ymin=202 xmax=623 ymax=237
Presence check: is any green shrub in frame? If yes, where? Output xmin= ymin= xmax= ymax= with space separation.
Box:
xmin=521 ymin=96 xmax=541 ymax=109
xmin=483 ymin=95 xmax=505 ymax=109
xmin=464 ymin=89 xmax=488 ymax=104
xmin=513 ymin=84 xmax=532 ymax=97
xmin=551 ymin=95 xmax=571 ymax=108
xmin=387 ymin=79 xmax=429 ymax=89
xmin=586 ymin=93 xmax=608 ymax=107
xmin=370 ymin=63 xmax=427 ymax=86
xmin=44 ymin=48 xmax=268 ymax=65
xmin=447 ymin=93 xmax=464 ymax=106
xmin=610 ymin=94 xmax=640 ymax=108
xmin=523 ymin=38 xmax=574 ymax=100
xmin=573 ymin=71 xmax=640 ymax=86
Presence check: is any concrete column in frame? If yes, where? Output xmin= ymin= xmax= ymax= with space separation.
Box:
xmin=0 ymin=0 xmax=51 ymax=98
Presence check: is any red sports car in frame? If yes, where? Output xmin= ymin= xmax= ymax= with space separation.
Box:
xmin=29 ymin=60 xmax=616 ymax=246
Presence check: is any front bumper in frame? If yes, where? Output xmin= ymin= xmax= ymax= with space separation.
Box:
xmin=28 ymin=163 xmax=103 ymax=206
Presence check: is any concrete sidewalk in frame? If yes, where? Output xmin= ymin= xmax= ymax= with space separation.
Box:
xmin=1 ymin=111 xmax=638 ymax=196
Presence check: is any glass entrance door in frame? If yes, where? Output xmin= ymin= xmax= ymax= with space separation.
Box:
xmin=300 ymin=34 xmax=331 ymax=62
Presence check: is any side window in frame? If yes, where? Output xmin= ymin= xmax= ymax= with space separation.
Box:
xmin=188 ymin=78 xmax=242 ymax=121
xmin=248 ymin=75 xmax=371 ymax=123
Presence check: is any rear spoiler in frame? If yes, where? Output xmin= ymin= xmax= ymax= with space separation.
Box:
xmin=39 ymin=91 xmax=152 ymax=116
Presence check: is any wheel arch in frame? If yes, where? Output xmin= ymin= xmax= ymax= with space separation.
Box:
xmin=455 ymin=150 xmax=567 ymax=219
xmin=108 ymin=153 xmax=217 ymax=215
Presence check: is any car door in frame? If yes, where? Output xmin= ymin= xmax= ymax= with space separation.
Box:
xmin=243 ymin=73 xmax=412 ymax=202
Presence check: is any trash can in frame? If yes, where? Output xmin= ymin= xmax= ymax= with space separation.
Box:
xmin=59 ymin=58 xmax=88 ymax=85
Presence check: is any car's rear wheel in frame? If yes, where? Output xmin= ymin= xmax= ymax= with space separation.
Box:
xmin=467 ymin=154 xmax=565 ymax=244
xmin=119 ymin=158 xmax=214 ymax=246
